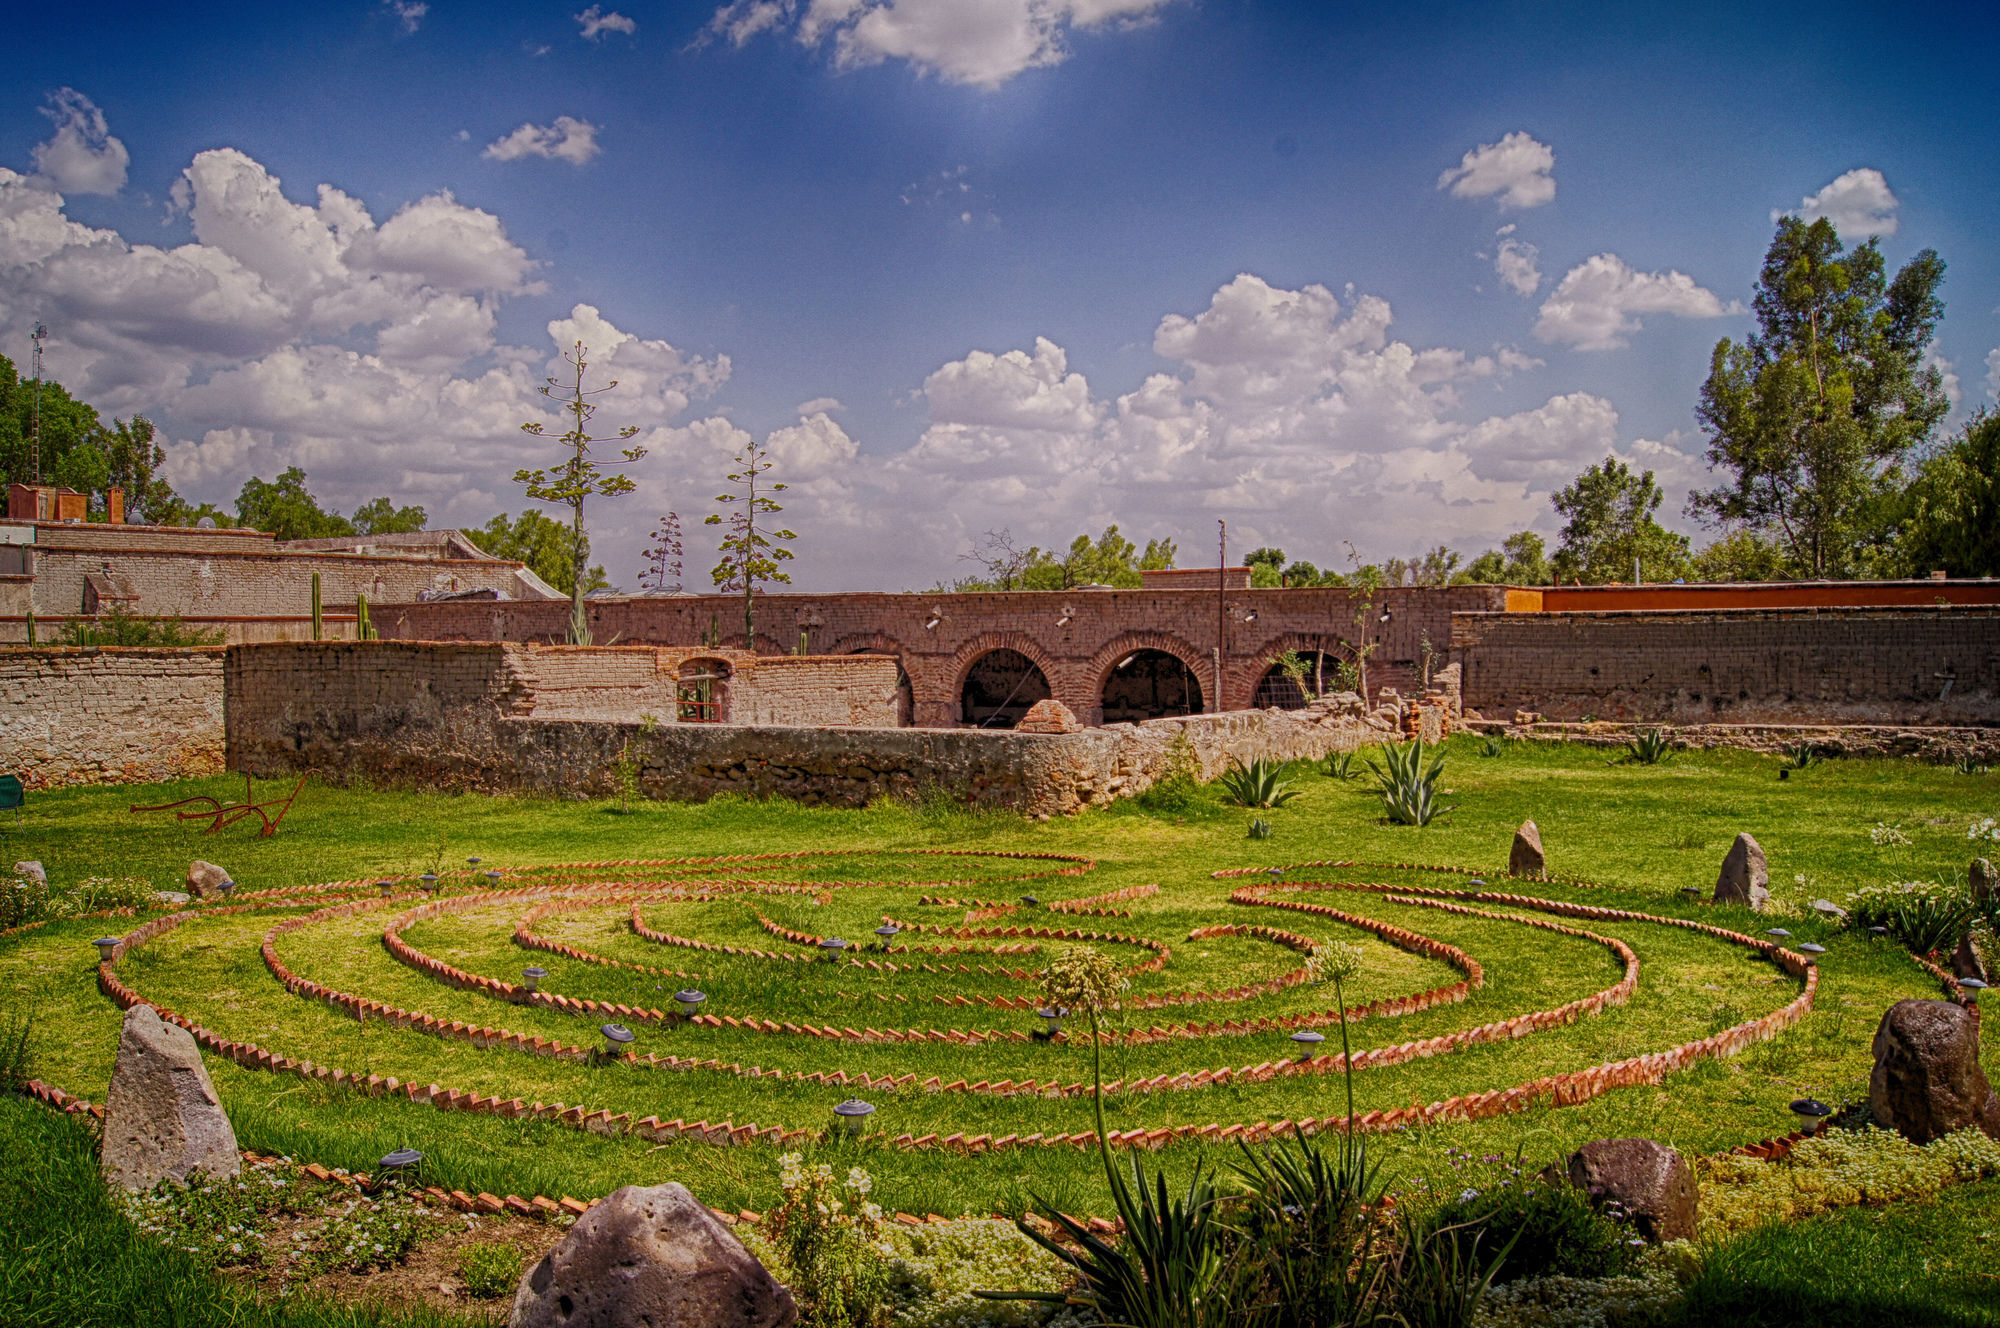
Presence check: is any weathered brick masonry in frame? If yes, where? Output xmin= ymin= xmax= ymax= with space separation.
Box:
xmin=0 ymin=647 xmax=225 ymax=788
xmin=376 ymin=585 xmax=1504 ymax=726
xmin=225 ymin=642 xmax=1373 ymax=815
xmin=1453 ymin=605 xmax=2000 ymax=725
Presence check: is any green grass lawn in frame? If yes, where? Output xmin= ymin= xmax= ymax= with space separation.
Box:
xmin=3 ymin=735 xmax=1995 ymax=1229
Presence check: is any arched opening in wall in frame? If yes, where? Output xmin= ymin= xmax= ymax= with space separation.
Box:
xmin=960 ymin=649 xmax=1051 ymax=729
xmin=1253 ymin=651 xmax=1343 ymax=710
xmin=1101 ymin=649 xmax=1203 ymax=723
xmin=677 ymin=658 xmax=732 ymax=723
xmin=846 ymin=648 xmax=915 ymax=727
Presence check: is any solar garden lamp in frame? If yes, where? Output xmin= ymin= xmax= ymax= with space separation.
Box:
xmin=1789 ymin=1098 xmax=1832 ymax=1137
xmin=466 ymin=857 xmax=482 ymax=867
xmin=217 ymin=878 xmax=236 ymax=897
xmin=1868 ymin=926 xmax=1890 ymax=937
xmin=601 ymin=1023 xmax=636 ymax=1058
xmin=1764 ymin=928 xmax=1791 ymax=939
xmin=484 ymin=870 xmax=502 ymax=885
xmin=874 ymin=924 xmax=900 ymax=951
xmin=1020 ymin=895 xmax=1038 ymax=908
xmin=1037 ymin=1007 xmax=1066 ymax=1037
xmin=832 ymin=1098 xmax=875 ymax=1137
xmin=819 ymin=937 xmax=848 ymax=962
xmin=92 ymin=936 xmax=119 ymax=964
xmin=376 ymin=879 xmax=395 ymax=898
xmin=419 ymin=873 xmax=439 ymax=895
xmin=674 ymin=989 xmax=707 ymax=1019
xmin=1290 ymin=1029 xmax=1326 ymax=1061
xmin=1961 ymin=978 xmax=1990 ymax=997
xmin=1798 ymin=942 xmax=1827 ymax=955
xmin=521 ymin=967 xmax=548 ymax=994
xmin=377 ymin=1148 xmax=423 ymax=1189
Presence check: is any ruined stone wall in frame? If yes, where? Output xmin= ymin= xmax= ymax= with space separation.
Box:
xmin=1454 ymin=606 xmax=2000 ymax=726
xmin=226 ymin=640 xmax=1374 ymax=816
xmin=0 ymin=647 xmax=226 ymax=789
xmin=376 ymin=585 xmax=1503 ymax=726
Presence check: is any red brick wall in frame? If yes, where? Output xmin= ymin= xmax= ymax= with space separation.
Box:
xmin=1453 ymin=605 xmax=2000 ymax=725
xmin=376 ymin=586 xmax=1504 ymax=727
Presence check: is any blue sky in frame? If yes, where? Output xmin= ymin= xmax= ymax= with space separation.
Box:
xmin=2 ymin=0 xmax=1995 ymax=588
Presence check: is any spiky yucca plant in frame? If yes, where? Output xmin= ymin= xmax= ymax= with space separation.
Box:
xmin=1621 ymin=728 xmax=1673 ymax=765
xmin=1365 ymin=741 xmax=1453 ymax=827
xmin=1217 ymin=758 xmax=1302 ymax=809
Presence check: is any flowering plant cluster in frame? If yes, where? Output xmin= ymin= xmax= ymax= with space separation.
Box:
xmin=1868 ymin=822 xmax=1912 ymax=847
xmin=119 ymin=1155 xmax=316 ymax=1270
xmin=3 ymin=873 xmax=156 ymax=929
xmin=1969 ymin=817 xmax=2000 ymax=843
xmin=749 ymin=1154 xmax=893 ymax=1328
xmin=1698 ymin=1126 xmax=2000 ymax=1236
xmin=1844 ymin=878 xmax=1984 ymax=955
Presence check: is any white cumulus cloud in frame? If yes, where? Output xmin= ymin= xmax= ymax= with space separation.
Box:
xmin=1783 ymin=168 xmax=1898 ymax=240
xmin=383 ymin=0 xmax=428 ymax=33
xmin=31 ymin=89 xmax=129 ymax=196
xmin=1438 ymin=131 xmax=1554 ymax=210
xmin=1986 ymin=348 xmax=2000 ymax=402
xmin=1534 ymin=253 xmax=1732 ymax=351
xmin=576 ymin=5 xmax=638 ymax=38
xmin=1493 ymin=231 xmax=1540 ymax=296
xmin=483 ymin=117 xmax=601 ymax=165
xmin=702 ymin=0 xmax=1179 ymax=88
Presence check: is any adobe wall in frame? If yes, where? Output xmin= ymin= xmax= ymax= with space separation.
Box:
xmin=375 ymin=585 xmax=1502 ymax=726
xmin=225 ymin=641 xmax=1376 ymax=815
xmin=0 ymin=647 xmax=226 ymax=789
xmin=1453 ymin=605 xmax=2000 ymax=726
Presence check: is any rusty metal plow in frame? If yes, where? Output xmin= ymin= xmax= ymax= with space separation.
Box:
xmin=131 ymin=773 xmax=307 ymax=837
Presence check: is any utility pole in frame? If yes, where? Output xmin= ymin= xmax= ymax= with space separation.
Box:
xmin=1214 ymin=518 xmax=1227 ymax=714
xmin=29 ymin=323 xmax=48 ymax=485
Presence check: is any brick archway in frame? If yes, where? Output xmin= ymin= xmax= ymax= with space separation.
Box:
xmin=828 ymin=632 xmax=917 ymax=727
xmin=947 ymin=633 xmax=1068 ymax=728
xmin=1234 ymin=630 xmax=1357 ymax=708
xmin=1085 ymin=632 xmax=1213 ymax=724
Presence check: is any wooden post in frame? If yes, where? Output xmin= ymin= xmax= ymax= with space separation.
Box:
xmin=311 ymin=572 xmax=322 ymax=641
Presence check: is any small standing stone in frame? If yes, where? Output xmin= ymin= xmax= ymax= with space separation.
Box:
xmin=101 ymin=1004 xmax=240 ymax=1190
xmin=1972 ymin=858 xmax=1997 ymax=905
xmin=13 ymin=861 xmax=46 ymax=885
xmin=1509 ymin=820 xmax=1546 ymax=877
xmin=1869 ymin=999 xmax=2000 ymax=1144
xmin=1951 ymin=932 xmax=1987 ymax=982
xmin=512 ymin=1182 xmax=796 ymax=1328
xmin=185 ymin=860 xmax=231 ymax=900
xmin=1712 ymin=833 xmax=1769 ymax=910
xmin=1564 ymin=1139 xmax=1697 ymax=1243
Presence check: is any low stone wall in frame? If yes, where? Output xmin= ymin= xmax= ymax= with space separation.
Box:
xmin=225 ymin=642 xmax=1375 ymax=815
xmin=1471 ymin=719 xmax=2000 ymax=764
xmin=0 ymin=647 xmax=226 ymax=788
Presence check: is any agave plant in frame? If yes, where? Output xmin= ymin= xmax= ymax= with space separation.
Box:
xmin=1365 ymin=741 xmax=1454 ymax=827
xmin=1621 ymin=727 xmax=1673 ymax=765
xmin=1247 ymin=818 xmax=1273 ymax=840
xmin=1218 ymin=758 xmax=1302 ymax=809
xmin=1477 ymin=736 xmax=1505 ymax=759
xmin=1325 ymin=750 xmax=1364 ymax=781
xmin=1781 ymin=741 xmax=1822 ymax=771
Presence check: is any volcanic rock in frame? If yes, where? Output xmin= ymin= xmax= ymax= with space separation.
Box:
xmin=1509 ymin=820 xmax=1546 ymax=877
xmin=1712 ymin=833 xmax=1769 ymax=910
xmin=1868 ymin=999 xmax=2000 ymax=1143
xmin=1564 ymin=1138 xmax=1697 ymax=1243
xmin=101 ymin=1004 xmax=239 ymax=1190
xmin=185 ymin=860 xmax=231 ymax=899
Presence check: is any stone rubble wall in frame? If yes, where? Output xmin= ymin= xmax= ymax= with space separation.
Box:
xmin=1454 ymin=605 xmax=2000 ymax=727
xmin=0 ymin=647 xmax=226 ymax=789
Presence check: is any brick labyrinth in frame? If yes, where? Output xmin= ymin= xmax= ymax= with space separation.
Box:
xmin=76 ymin=851 xmax=1830 ymax=1157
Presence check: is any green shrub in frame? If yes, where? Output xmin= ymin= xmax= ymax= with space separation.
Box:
xmin=1217 ymin=758 xmax=1302 ymax=809
xmin=745 ymin=1155 xmax=892 ymax=1328
xmin=456 ymin=1240 xmax=523 ymax=1299
xmin=1136 ymin=731 xmax=1205 ymax=814
xmin=3 ymin=872 xmax=155 ymax=929
xmin=1779 ymin=741 xmax=1822 ymax=771
xmin=1621 ymin=729 xmax=1673 ymax=765
xmin=1844 ymin=878 xmax=1986 ymax=956
xmin=1413 ymin=1171 xmax=1636 ymax=1286
xmin=54 ymin=605 xmax=224 ymax=647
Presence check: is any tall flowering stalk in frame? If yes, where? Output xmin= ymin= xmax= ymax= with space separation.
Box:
xmin=1306 ymin=940 xmax=1366 ymax=1136
xmin=1037 ymin=946 xmax=1129 ymax=1179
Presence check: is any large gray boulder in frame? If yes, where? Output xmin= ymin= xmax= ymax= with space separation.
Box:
xmin=1509 ymin=820 xmax=1546 ymax=877
xmin=1869 ymin=999 xmax=2000 ymax=1144
xmin=512 ymin=1182 xmax=797 ymax=1328
xmin=101 ymin=1004 xmax=239 ymax=1190
xmin=185 ymin=860 xmax=231 ymax=900
xmin=1712 ymin=833 xmax=1769 ymax=910
xmin=1564 ymin=1138 xmax=1697 ymax=1243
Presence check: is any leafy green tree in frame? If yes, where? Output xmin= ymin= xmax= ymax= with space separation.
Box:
xmin=0 ymin=353 xmax=99 ymax=491
xmin=1691 ymin=216 xmax=1948 ymax=577
xmin=706 ymin=435 xmax=795 ymax=648
xmin=1463 ymin=531 xmax=1552 ymax=585
xmin=465 ymin=510 xmax=607 ymax=596
xmin=1688 ymin=528 xmax=1792 ymax=582
xmin=350 ymin=497 xmax=428 ymax=535
xmin=235 ymin=467 xmax=354 ymax=540
xmin=0 ymin=355 xmax=180 ymax=521
xmin=516 ymin=342 xmax=647 ymax=644
xmin=953 ymin=525 xmax=1177 ymax=591
xmin=1552 ymin=457 xmax=1690 ymax=584
xmin=1889 ymin=410 xmax=2000 ymax=578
